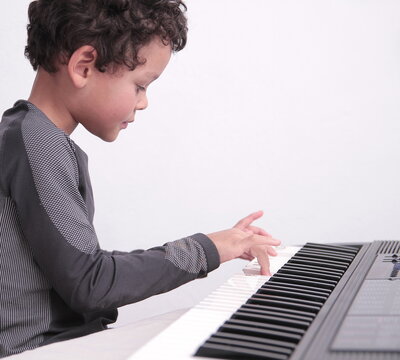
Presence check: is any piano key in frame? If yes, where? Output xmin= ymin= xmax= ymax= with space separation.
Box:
xmin=278 ymin=268 xmax=340 ymax=284
xmin=194 ymin=341 xmax=289 ymax=360
xmin=279 ymin=263 xmax=343 ymax=279
xmin=295 ymin=250 xmax=353 ymax=264
xmin=205 ymin=337 xmax=292 ymax=356
xmin=303 ymin=242 xmax=359 ymax=254
xmin=261 ymin=281 xmax=332 ymax=295
xmin=232 ymin=311 xmax=310 ymax=329
xmin=240 ymin=303 xmax=316 ymax=320
xmin=273 ymin=272 xmax=337 ymax=285
xmin=288 ymin=256 xmax=349 ymax=270
xmin=225 ymin=318 xmax=306 ymax=335
xmin=251 ymin=294 xmax=323 ymax=308
xmin=212 ymin=331 xmax=297 ymax=350
xmin=248 ymin=297 xmax=321 ymax=313
xmin=280 ymin=263 xmax=344 ymax=276
xmin=260 ymin=283 xmax=330 ymax=299
xmin=256 ymin=287 xmax=327 ymax=303
xmin=239 ymin=304 xmax=314 ymax=323
xmin=296 ymin=248 xmax=355 ymax=261
xmin=271 ymin=274 xmax=336 ymax=289
xmin=276 ymin=268 xmax=342 ymax=281
xmin=220 ymin=323 xmax=302 ymax=342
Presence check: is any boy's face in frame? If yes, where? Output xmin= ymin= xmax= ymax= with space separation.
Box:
xmin=75 ymin=38 xmax=172 ymax=142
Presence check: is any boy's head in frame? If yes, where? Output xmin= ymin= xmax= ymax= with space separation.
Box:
xmin=25 ymin=0 xmax=187 ymax=142
xmin=25 ymin=0 xmax=187 ymax=74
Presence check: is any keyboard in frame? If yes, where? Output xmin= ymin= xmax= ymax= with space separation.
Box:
xmin=130 ymin=241 xmax=400 ymax=360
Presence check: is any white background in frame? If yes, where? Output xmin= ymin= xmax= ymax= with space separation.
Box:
xmin=1 ymin=0 xmax=399 ymax=324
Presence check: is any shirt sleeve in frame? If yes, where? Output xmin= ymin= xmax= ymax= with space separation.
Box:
xmin=3 ymin=109 xmax=220 ymax=314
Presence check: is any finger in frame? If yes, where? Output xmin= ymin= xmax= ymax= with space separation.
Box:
xmin=267 ymin=246 xmax=278 ymax=256
xmin=247 ymin=225 xmax=271 ymax=237
xmin=254 ymin=249 xmax=271 ymax=276
xmin=245 ymin=234 xmax=281 ymax=247
xmin=239 ymin=253 xmax=254 ymax=261
xmin=234 ymin=210 xmax=264 ymax=229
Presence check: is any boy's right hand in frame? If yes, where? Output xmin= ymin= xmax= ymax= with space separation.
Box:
xmin=207 ymin=211 xmax=281 ymax=276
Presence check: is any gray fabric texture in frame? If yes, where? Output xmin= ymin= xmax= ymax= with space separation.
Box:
xmin=0 ymin=100 xmax=220 ymax=358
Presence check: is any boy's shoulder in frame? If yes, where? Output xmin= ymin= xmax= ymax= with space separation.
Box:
xmin=0 ymin=100 xmax=87 ymax=197
xmin=1 ymin=100 xmax=29 ymax=133
xmin=0 ymin=100 xmax=82 ymax=180
xmin=1 ymin=100 xmax=76 ymax=153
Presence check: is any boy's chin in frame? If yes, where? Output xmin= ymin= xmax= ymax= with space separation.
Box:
xmin=88 ymin=129 xmax=120 ymax=143
xmin=100 ymin=133 xmax=119 ymax=142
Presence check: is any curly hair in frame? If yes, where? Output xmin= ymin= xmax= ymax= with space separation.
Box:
xmin=25 ymin=0 xmax=187 ymax=73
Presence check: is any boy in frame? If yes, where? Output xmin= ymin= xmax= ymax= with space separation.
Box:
xmin=0 ymin=0 xmax=280 ymax=357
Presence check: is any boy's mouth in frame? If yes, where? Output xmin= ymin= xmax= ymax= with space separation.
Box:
xmin=121 ymin=119 xmax=134 ymax=129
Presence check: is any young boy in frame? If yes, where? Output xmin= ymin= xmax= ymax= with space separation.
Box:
xmin=0 ymin=0 xmax=280 ymax=357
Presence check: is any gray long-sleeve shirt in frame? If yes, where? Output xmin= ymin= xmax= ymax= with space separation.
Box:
xmin=0 ymin=100 xmax=220 ymax=358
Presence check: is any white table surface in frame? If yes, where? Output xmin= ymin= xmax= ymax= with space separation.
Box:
xmin=7 ymin=309 xmax=188 ymax=360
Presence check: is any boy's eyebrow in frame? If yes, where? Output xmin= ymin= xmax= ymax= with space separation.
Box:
xmin=145 ymin=72 xmax=160 ymax=82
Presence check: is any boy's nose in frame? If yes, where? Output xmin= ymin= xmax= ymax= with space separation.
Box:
xmin=136 ymin=94 xmax=148 ymax=111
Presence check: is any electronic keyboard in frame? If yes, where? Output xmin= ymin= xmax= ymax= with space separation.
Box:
xmin=131 ymin=241 xmax=400 ymax=360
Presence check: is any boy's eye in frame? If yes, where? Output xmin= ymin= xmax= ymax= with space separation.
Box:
xmin=136 ymin=85 xmax=146 ymax=93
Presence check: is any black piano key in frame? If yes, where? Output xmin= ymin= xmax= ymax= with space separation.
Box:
xmin=251 ymin=294 xmax=323 ymax=308
xmin=248 ymin=296 xmax=321 ymax=314
xmin=240 ymin=304 xmax=316 ymax=320
xmin=212 ymin=331 xmax=297 ymax=351
xmin=288 ymin=256 xmax=348 ymax=270
xmin=277 ymin=267 xmax=342 ymax=281
xmin=268 ymin=276 xmax=333 ymax=290
xmin=295 ymin=250 xmax=352 ymax=264
xmin=232 ymin=310 xmax=310 ymax=329
xmin=282 ymin=263 xmax=344 ymax=276
xmin=299 ymin=245 xmax=356 ymax=255
xmin=220 ymin=323 xmax=302 ymax=342
xmin=272 ymin=272 xmax=337 ymax=286
xmin=195 ymin=341 xmax=289 ymax=360
xmin=260 ymin=282 xmax=330 ymax=299
xmin=272 ymin=273 xmax=336 ymax=289
xmin=226 ymin=319 xmax=305 ymax=335
xmin=238 ymin=305 xmax=313 ymax=323
xmin=287 ymin=257 xmax=348 ymax=270
xmin=303 ymin=242 xmax=359 ymax=254
xmin=256 ymin=287 xmax=327 ymax=303
xmin=296 ymin=248 xmax=355 ymax=261
xmin=262 ymin=281 xmax=332 ymax=296
xmin=206 ymin=336 xmax=292 ymax=356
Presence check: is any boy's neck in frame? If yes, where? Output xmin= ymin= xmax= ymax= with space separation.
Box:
xmin=28 ymin=68 xmax=79 ymax=135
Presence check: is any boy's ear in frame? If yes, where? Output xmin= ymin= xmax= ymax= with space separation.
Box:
xmin=67 ymin=45 xmax=98 ymax=88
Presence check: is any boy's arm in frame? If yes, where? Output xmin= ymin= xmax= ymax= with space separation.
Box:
xmin=3 ymin=108 xmax=220 ymax=313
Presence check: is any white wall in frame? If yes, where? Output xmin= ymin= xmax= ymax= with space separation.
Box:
xmin=1 ymin=0 xmax=399 ymax=324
